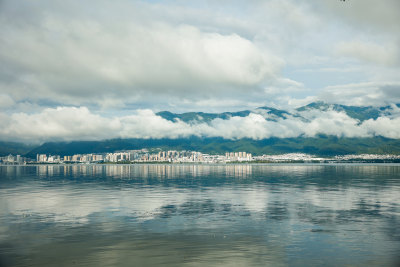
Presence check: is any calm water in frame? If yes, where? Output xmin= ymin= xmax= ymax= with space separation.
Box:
xmin=0 ymin=164 xmax=399 ymax=266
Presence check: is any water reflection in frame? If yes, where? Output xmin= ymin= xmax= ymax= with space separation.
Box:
xmin=32 ymin=164 xmax=255 ymax=180
xmin=0 ymin=164 xmax=400 ymax=266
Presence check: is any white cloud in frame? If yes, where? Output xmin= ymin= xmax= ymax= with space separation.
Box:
xmin=301 ymin=110 xmax=369 ymax=138
xmin=0 ymin=107 xmax=121 ymax=142
xmin=201 ymin=113 xmax=305 ymax=139
xmin=319 ymin=82 xmax=400 ymax=106
xmin=0 ymin=0 xmax=399 ymax=113
xmin=335 ymin=41 xmax=398 ymax=66
xmin=0 ymin=94 xmax=15 ymax=109
xmin=362 ymin=117 xmax=400 ymax=139
xmin=315 ymin=0 xmax=400 ymax=36
xmin=0 ymin=0 xmax=282 ymax=107
xmin=1 ymin=105 xmax=400 ymax=142
xmin=119 ymin=109 xmax=195 ymax=139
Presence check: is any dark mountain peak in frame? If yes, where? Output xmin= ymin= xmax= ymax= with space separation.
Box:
xmin=296 ymin=101 xmax=330 ymax=112
xmin=156 ymin=105 xmax=294 ymax=123
xmin=156 ymin=109 xmax=252 ymax=123
xmin=295 ymin=101 xmax=395 ymax=121
xmin=256 ymin=106 xmax=290 ymax=113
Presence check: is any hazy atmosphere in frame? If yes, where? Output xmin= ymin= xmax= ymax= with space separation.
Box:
xmin=1 ymin=0 xmax=400 ymax=142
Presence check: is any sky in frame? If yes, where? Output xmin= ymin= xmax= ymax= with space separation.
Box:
xmin=0 ymin=0 xmax=400 ymax=143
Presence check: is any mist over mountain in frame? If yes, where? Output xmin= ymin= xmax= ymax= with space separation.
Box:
xmin=2 ymin=102 xmax=399 ymax=158
xmin=157 ymin=101 xmax=400 ymax=124
xmin=2 ymin=101 xmax=400 ymax=145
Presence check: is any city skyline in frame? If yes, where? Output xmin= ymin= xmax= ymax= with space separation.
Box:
xmin=3 ymin=149 xmax=400 ymax=165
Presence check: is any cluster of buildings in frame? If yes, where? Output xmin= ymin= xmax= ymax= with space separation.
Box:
xmin=0 ymin=154 xmax=28 ymax=165
xmin=34 ymin=150 xmax=253 ymax=164
xmin=225 ymin=152 xmax=253 ymax=161
xmin=2 ymin=151 xmax=400 ymax=165
xmin=60 ymin=150 xmax=205 ymax=163
xmin=334 ymin=154 xmax=400 ymax=161
xmin=253 ymin=153 xmax=326 ymax=162
xmin=36 ymin=154 xmax=61 ymax=163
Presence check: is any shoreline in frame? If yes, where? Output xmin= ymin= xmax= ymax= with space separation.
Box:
xmin=2 ymin=161 xmax=400 ymax=166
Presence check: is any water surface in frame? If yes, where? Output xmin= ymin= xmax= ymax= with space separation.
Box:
xmin=0 ymin=164 xmax=399 ymax=266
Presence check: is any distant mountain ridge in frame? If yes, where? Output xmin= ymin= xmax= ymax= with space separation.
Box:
xmin=296 ymin=102 xmax=400 ymax=122
xmin=1 ymin=101 xmax=400 ymax=158
xmin=156 ymin=101 xmax=400 ymax=123
xmin=157 ymin=106 xmax=293 ymax=123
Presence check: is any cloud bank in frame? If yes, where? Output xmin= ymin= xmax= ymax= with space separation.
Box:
xmin=1 ymin=106 xmax=400 ymax=143
xmin=0 ymin=0 xmax=281 ymax=110
xmin=1 ymin=0 xmax=399 ymax=112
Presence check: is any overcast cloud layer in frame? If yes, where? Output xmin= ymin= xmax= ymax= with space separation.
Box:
xmin=0 ymin=0 xmax=400 ymax=142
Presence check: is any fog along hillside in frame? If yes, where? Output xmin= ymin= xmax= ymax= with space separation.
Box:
xmin=3 ymin=102 xmax=400 ymax=158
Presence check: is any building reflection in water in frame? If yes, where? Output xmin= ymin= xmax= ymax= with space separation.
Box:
xmin=32 ymin=163 xmax=395 ymax=181
xmin=33 ymin=164 xmax=255 ymax=180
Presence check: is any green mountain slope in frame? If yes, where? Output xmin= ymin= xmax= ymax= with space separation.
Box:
xmin=156 ymin=106 xmax=291 ymax=123
xmin=24 ymin=136 xmax=400 ymax=158
xmin=0 ymin=141 xmax=37 ymax=157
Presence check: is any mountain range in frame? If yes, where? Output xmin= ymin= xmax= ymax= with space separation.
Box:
xmin=2 ymin=102 xmax=400 ymax=158
xmin=157 ymin=101 xmax=400 ymax=123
